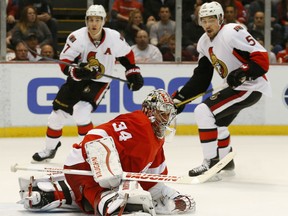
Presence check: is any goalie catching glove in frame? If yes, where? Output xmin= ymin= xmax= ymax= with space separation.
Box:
xmin=125 ymin=66 xmax=144 ymax=91
xmin=68 ymin=62 xmax=103 ymax=81
xmin=85 ymin=136 xmax=123 ymax=188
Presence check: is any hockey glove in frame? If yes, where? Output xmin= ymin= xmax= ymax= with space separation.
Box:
xmin=171 ymin=91 xmax=186 ymax=114
xmin=125 ymin=66 xmax=144 ymax=91
xmin=68 ymin=63 xmax=101 ymax=81
xmin=227 ymin=65 xmax=250 ymax=88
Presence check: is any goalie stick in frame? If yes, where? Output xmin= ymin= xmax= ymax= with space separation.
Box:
xmin=11 ymin=152 xmax=235 ymax=185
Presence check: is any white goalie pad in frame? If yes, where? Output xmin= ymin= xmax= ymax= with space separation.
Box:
xmin=85 ymin=136 xmax=123 ymax=188
xmin=18 ymin=174 xmax=76 ymax=211
xmin=98 ymin=180 xmax=156 ymax=216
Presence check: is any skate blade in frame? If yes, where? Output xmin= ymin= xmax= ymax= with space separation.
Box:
xmin=219 ymin=169 xmax=235 ymax=177
xmin=30 ymin=158 xmax=51 ymax=164
xmin=207 ymin=170 xmax=235 ymax=182
xmin=207 ymin=174 xmax=222 ymax=182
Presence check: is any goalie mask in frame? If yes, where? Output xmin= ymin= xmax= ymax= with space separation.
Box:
xmin=198 ymin=1 xmax=224 ymax=26
xmin=142 ymin=89 xmax=177 ymax=139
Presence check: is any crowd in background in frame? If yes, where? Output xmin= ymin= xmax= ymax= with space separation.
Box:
xmin=5 ymin=0 xmax=288 ymax=63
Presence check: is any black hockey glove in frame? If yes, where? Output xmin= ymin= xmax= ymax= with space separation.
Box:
xmin=68 ymin=63 xmax=101 ymax=81
xmin=227 ymin=65 xmax=250 ymax=88
xmin=171 ymin=91 xmax=186 ymax=114
xmin=125 ymin=66 xmax=144 ymax=91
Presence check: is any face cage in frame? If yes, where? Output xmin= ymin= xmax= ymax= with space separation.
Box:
xmin=151 ymin=106 xmax=177 ymax=139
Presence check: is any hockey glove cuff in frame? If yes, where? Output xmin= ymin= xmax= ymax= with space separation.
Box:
xmin=171 ymin=91 xmax=186 ymax=114
xmin=125 ymin=66 xmax=144 ymax=91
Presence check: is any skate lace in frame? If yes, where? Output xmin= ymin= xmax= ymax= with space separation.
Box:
xmin=191 ymin=159 xmax=210 ymax=173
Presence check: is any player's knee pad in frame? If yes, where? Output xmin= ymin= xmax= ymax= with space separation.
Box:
xmin=47 ymin=110 xmax=69 ymax=130
xmin=194 ymin=103 xmax=215 ymax=128
xmin=97 ymin=181 xmax=156 ymax=216
xmin=85 ymin=136 xmax=123 ymax=188
xmin=18 ymin=174 xmax=76 ymax=211
xmin=218 ymin=126 xmax=229 ymax=140
xmin=73 ymin=101 xmax=93 ymax=125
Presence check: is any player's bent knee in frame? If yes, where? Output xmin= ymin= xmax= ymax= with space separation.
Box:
xmin=194 ymin=103 xmax=215 ymax=127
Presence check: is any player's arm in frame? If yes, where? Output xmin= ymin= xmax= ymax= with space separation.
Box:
xmin=118 ymin=50 xmax=144 ymax=91
xmin=59 ymin=37 xmax=101 ymax=81
xmin=172 ymin=56 xmax=214 ymax=114
xmin=227 ymin=27 xmax=269 ymax=88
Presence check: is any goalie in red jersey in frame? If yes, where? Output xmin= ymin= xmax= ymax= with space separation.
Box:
xmin=18 ymin=89 xmax=196 ymax=215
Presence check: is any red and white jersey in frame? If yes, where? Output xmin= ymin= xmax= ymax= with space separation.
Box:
xmin=59 ymin=27 xmax=133 ymax=83
xmin=197 ymin=23 xmax=272 ymax=96
xmin=64 ymin=110 xmax=167 ymax=190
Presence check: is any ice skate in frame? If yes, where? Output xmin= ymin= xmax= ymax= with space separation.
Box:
xmin=189 ymin=155 xmax=235 ymax=181
xmin=32 ymin=142 xmax=61 ymax=163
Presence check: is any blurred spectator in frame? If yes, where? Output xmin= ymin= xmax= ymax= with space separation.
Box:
xmin=39 ymin=43 xmax=57 ymax=60
xmin=18 ymin=0 xmax=58 ymax=51
xmin=131 ymin=30 xmax=163 ymax=63
xmin=24 ymin=32 xmax=42 ymax=61
xmin=143 ymin=0 xmax=175 ymax=22
xmin=247 ymin=0 xmax=278 ymax=24
xmin=182 ymin=5 xmax=204 ymax=60
xmin=162 ymin=34 xmax=194 ymax=61
xmin=149 ymin=5 xmax=175 ymax=51
xmin=247 ymin=11 xmax=283 ymax=55
xmin=255 ymin=35 xmax=277 ymax=64
xmin=217 ymin=0 xmax=247 ymax=24
xmin=182 ymin=0 xmax=197 ymax=24
xmin=10 ymin=41 xmax=29 ymax=61
xmin=277 ymin=0 xmax=288 ymax=40
xmin=124 ymin=9 xmax=148 ymax=46
xmin=110 ymin=0 xmax=144 ymax=34
xmin=6 ymin=48 xmax=16 ymax=61
xmin=224 ymin=4 xmax=246 ymax=28
xmin=11 ymin=5 xmax=53 ymax=49
xmin=6 ymin=0 xmax=19 ymax=32
xmin=276 ymin=38 xmax=288 ymax=63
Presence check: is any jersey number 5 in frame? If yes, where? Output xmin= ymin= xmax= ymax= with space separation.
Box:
xmin=112 ymin=122 xmax=132 ymax=141
xmin=246 ymin=35 xmax=256 ymax=46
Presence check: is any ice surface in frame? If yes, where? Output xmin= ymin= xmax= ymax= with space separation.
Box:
xmin=1 ymin=135 xmax=288 ymax=216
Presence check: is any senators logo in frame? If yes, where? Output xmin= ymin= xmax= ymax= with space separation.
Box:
xmin=208 ymin=47 xmax=228 ymax=79
xmin=86 ymin=52 xmax=105 ymax=79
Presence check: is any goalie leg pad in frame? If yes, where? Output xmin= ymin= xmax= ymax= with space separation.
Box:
xmin=85 ymin=136 xmax=123 ymax=188
xmin=18 ymin=175 xmax=76 ymax=211
xmin=97 ymin=181 xmax=156 ymax=216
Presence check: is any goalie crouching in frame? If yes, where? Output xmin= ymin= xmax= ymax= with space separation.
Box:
xmin=18 ymin=89 xmax=196 ymax=215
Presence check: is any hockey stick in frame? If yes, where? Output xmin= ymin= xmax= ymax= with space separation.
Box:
xmin=11 ymin=152 xmax=235 ymax=184
xmin=21 ymin=41 xmax=128 ymax=83
xmin=175 ymin=84 xmax=228 ymax=108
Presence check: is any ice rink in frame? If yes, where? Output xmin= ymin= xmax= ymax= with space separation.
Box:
xmin=1 ymin=135 xmax=288 ymax=216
